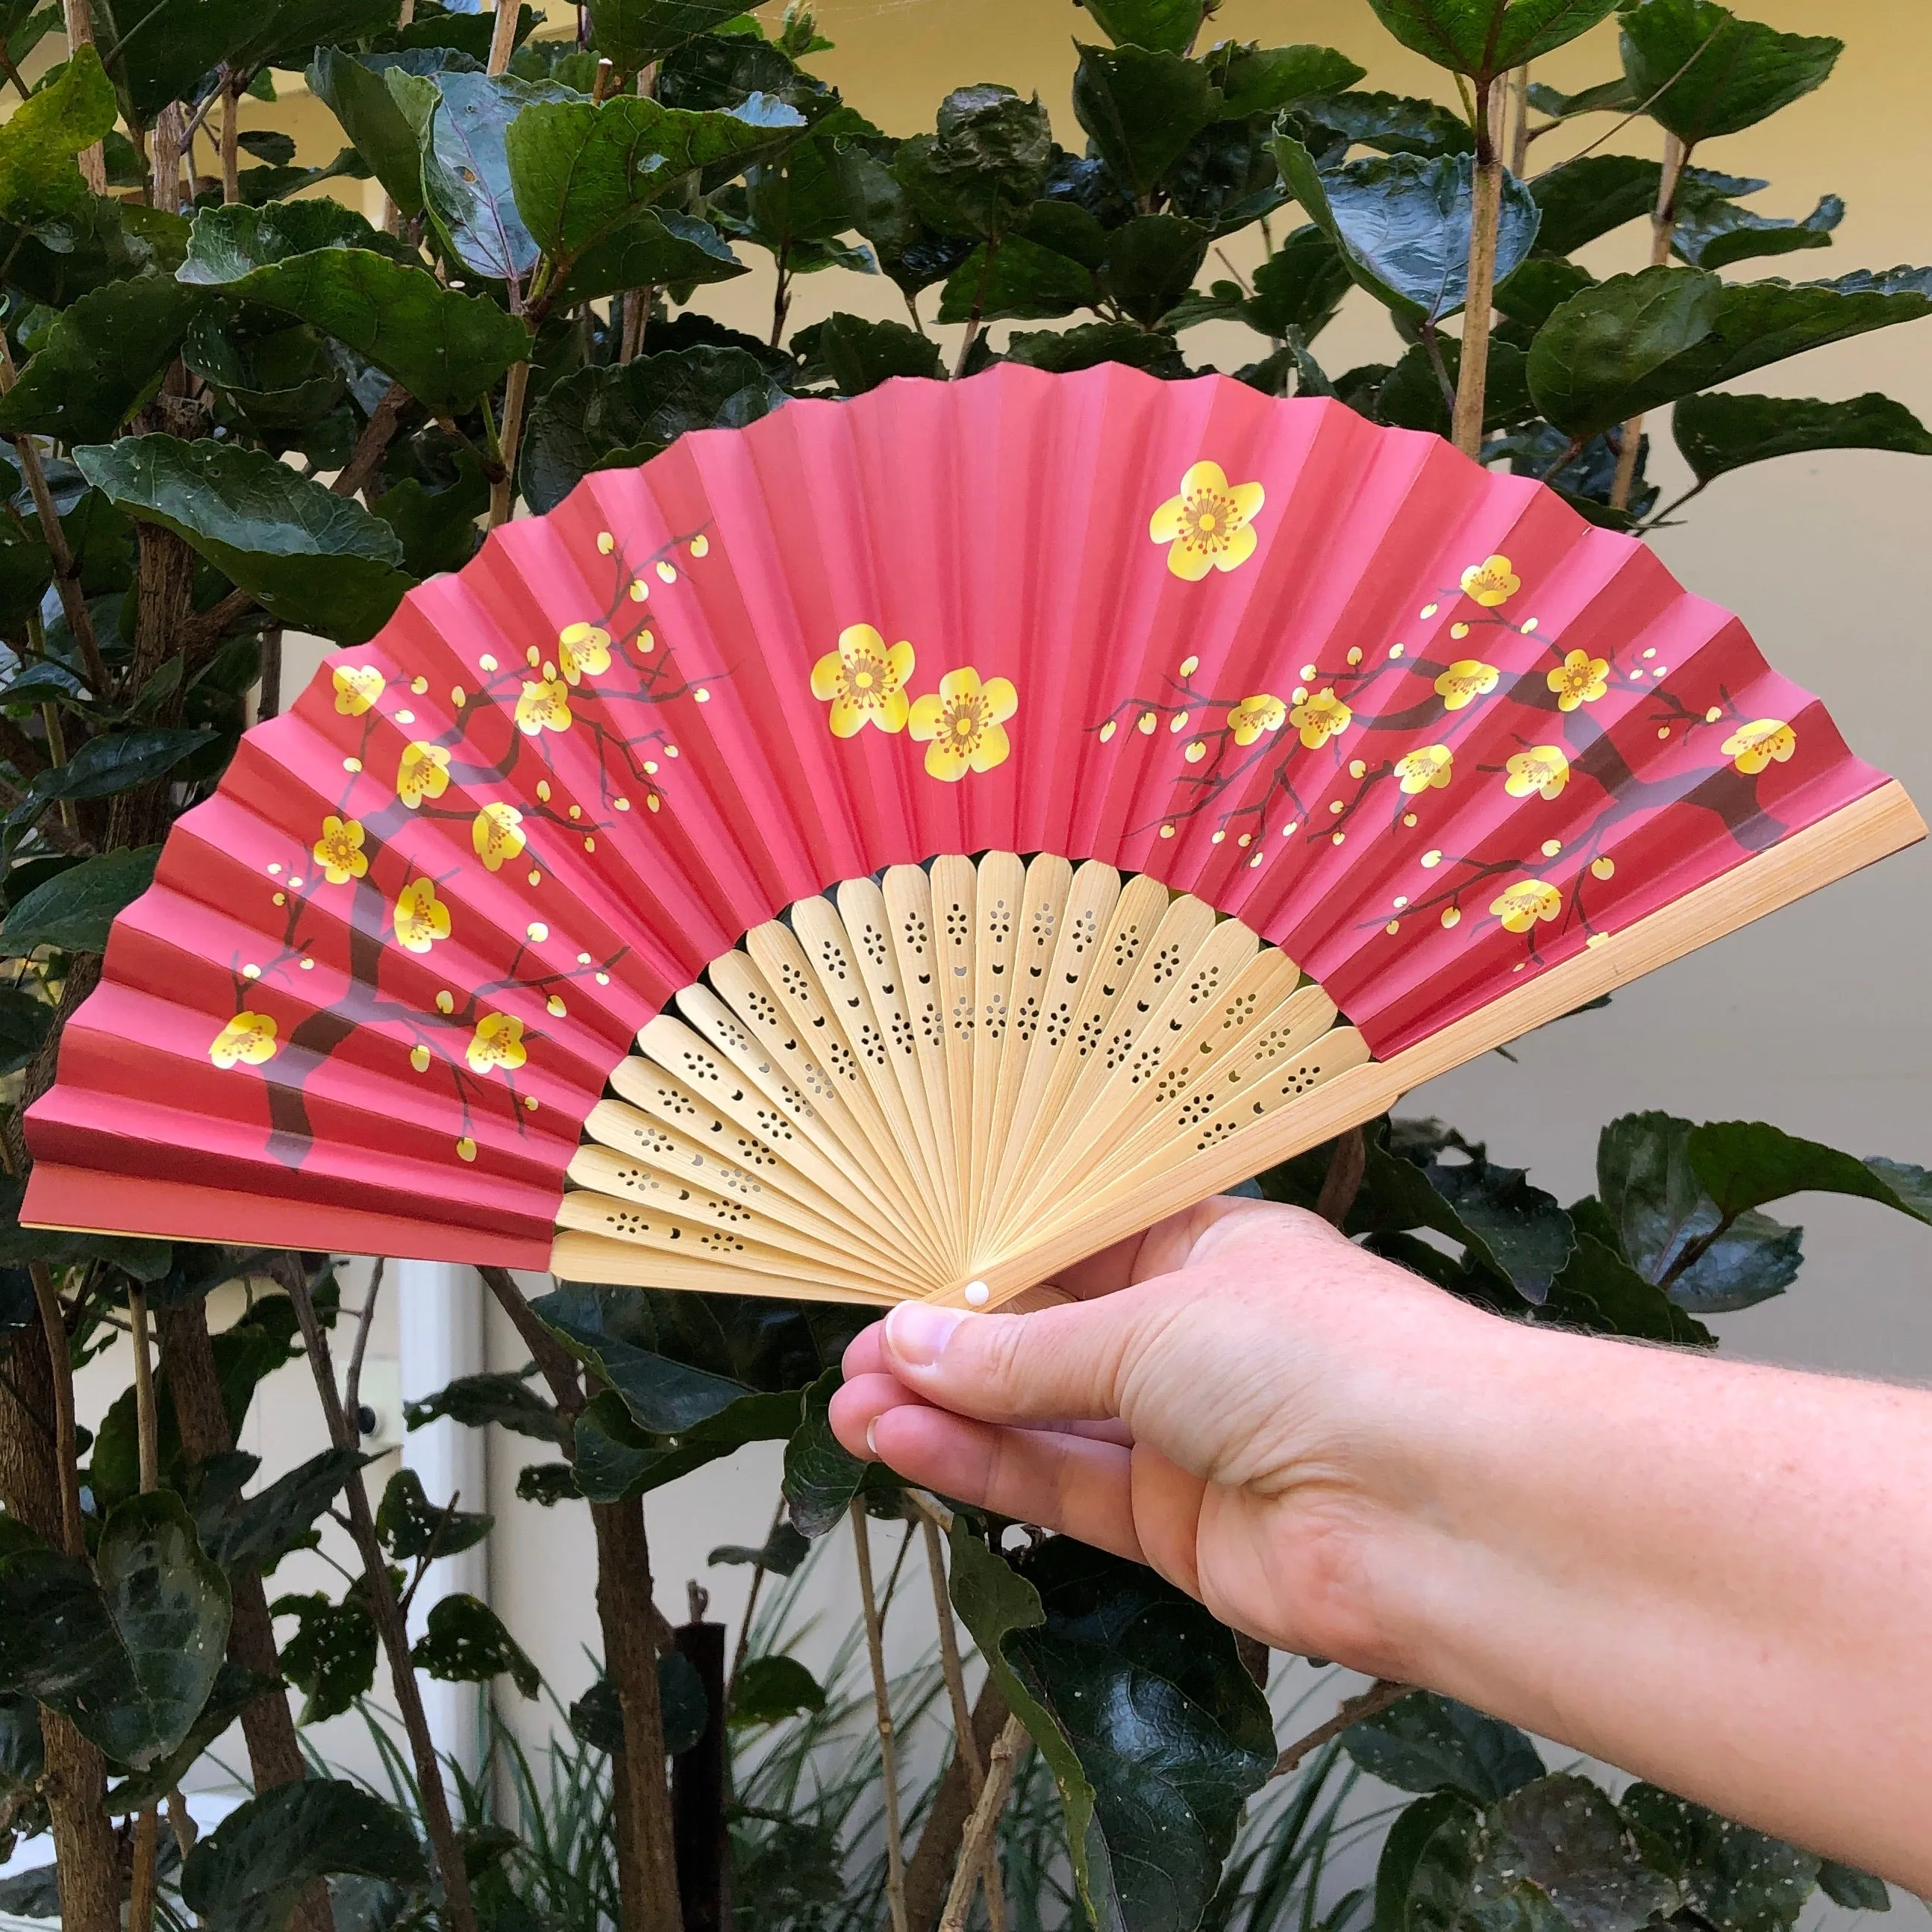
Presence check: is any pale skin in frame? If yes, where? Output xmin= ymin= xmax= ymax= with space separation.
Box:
xmin=828 ymin=1198 xmax=1932 ymax=1892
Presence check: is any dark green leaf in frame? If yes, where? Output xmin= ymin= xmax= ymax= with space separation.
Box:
xmin=1367 ymin=0 xmax=1620 ymax=78
xmin=1344 ymin=1691 xmax=1542 ymax=1801
xmin=403 ymin=1365 xmax=571 ymax=1445
xmin=1619 ymin=0 xmax=1839 ymax=144
xmin=570 ymin=1389 xmax=714 ymax=1502
xmin=181 ymin=1779 xmax=426 ymax=1932
xmin=1378 ymin=337 xmax=1532 ymax=437
xmin=74 ymin=434 xmax=413 ymax=645
xmin=1528 ymin=154 xmax=1659 ymax=257
xmin=519 ymin=346 xmax=782 ymax=514
xmin=567 ymin=1675 xmax=621 ymax=1753
xmin=0 ymin=46 xmax=113 ymax=224
xmin=227 ymin=0 xmax=402 ymax=77
xmin=1621 ymin=1783 xmax=1817 ymax=1931
xmin=0 ymin=844 xmax=157 ymax=954
xmin=1002 ymin=319 xmax=1188 ymax=376
xmin=1526 ymin=75 xmax=1639 ymax=117
xmin=1540 ymin=1233 xmax=1714 ymax=1344
xmin=88 ymin=0 xmax=248 ymax=124
xmin=310 ymin=47 xmax=482 ymax=219
xmin=1208 ymin=43 xmax=1366 ymax=116
xmin=375 ymin=1466 xmax=493 ymax=1561
xmin=1495 ymin=254 xmax=1595 ymax=332
xmin=386 ymin=3 xmax=538 ymax=63
xmin=1373 ymin=1788 xmax=1483 ymax=1932
xmin=798 ymin=311 xmax=940 ymax=393
xmin=269 ymin=1589 xmax=376 ymax=1725
xmin=0 ymin=276 xmax=201 ymax=443
xmin=659 ymin=1648 xmax=707 ymax=1755
xmin=936 ymin=230 xmax=1097 ymax=325
xmin=180 ymin=204 xmax=529 ymax=413
xmin=1100 ymin=213 xmax=1210 ymax=325
xmin=0 ymin=1863 xmax=58 ymax=1917
xmin=201 ymin=1447 xmax=365 ymax=1577
xmin=1475 ymin=1775 xmax=1675 ymax=1932
xmin=1072 ymin=42 xmax=1219 ymax=198
xmin=729 ymin=1652 xmax=825 ymax=1726
xmin=514 ymin=1461 xmax=578 ymax=1506
xmin=369 ymin=446 xmax=487 ymax=578
xmin=0 ymin=1689 xmax=43 ymax=1798
xmin=1816 ymin=1861 xmax=1889 ymax=1913
xmin=1673 ymin=190 xmax=1840 ymax=271
xmin=709 ymin=1520 xmax=811 ymax=1575
xmin=410 ymin=1592 xmax=538 ymax=1698
xmin=107 ymin=1660 xmax=280 ymax=1813
xmin=1687 ymin=1120 xmax=1932 ymax=1228
xmin=1524 ymin=263 xmax=1721 ymax=439
xmin=1277 ymin=138 xmax=1539 ymax=322
xmin=0 ymin=987 xmax=51 ymax=1075
xmin=1298 ymin=89 xmax=1473 ymax=159
xmin=1073 ymin=0 xmax=1205 ymax=56
xmin=833 ymin=139 xmax=972 ymax=297
xmin=894 ymin=85 xmax=1053 ymax=240
xmin=587 ymin=0 xmax=751 ymax=70
xmin=1673 ymin=390 xmax=1932 ymax=485
xmin=782 ymin=1366 xmax=871 ymax=1536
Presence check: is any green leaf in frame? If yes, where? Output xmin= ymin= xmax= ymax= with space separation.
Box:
xmin=1816 ymin=1861 xmax=1889 ymax=1913
xmin=1619 ymin=0 xmax=1839 ymax=145
xmin=181 ymin=1779 xmax=426 ymax=1932
xmin=269 ymin=1589 xmax=376 ymax=1724
xmin=1373 ymin=1788 xmax=1484 ymax=1932
xmin=708 ymin=1520 xmax=811 ymax=1575
xmin=310 ymin=47 xmax=482 ymax=219
xmin=402 ymin=1366 xmax=570 ymax=1445
xmin=1528 ymin=154 xmax=1660 ymax=257
xmin=587 ymin=0 xmax=751 ymax=70
xmin=1002 ymin=319 xmax=1187 ymax=377
xmin=6 ymin=731 xmax=208 ymax=848
xmin=954 ymin=1525 xmax=1274 ymax=1932
xmin=107 ymin=1660 xmax=281 ymax=1813
xmin=74 ymin=434 xmax=415 ymax=645
xmin=1344 ymin=1692 xmax=1542 ymax=1801
xmin=729 ymin=1652 xmax=825 ymax=1725
xmin=519 ymin=345 xmax=781 ymax=514
xmin=1100 ymin=213 xmax=1210 ymax=325
xmin=1073 ymin=0 xmax=1205 ymax=55
xmin=514 ymin=1461 xmax=578 ymax=1506
xmin=936 ymin=231 xmax=1097 ymax=325
xmin=1298 ymin=90 xmax=1474 ymax=158
xmin=1476 ymin=1775 xmax=1676 ymax=1932
xmin=1622 ymin=1782 xmax=1818 ymax=1931
xmin=1495 ymin=254 xmax=1595 ymax=332
xmin=1686 ymin=1121 xmax=1932 ymax=1228
xmin=0 ymin=275 xmax=202 ymax=443
xmin=1208 ymin=43 xmax=1366 ymax=116
xmin=566 ymin=1674 xmax=622 ymax=1754
xmin=410 ymin=1592 xmax=538 ymax=1698
xmin=1673 ymin=389 xmax=1932 ymax=485
xmin=803 ymin=311 xmax=941 ymax=393
xmin=833 ymin=138 xmax=972 ymax=297
xmin=659 ymin=1649 xmax=707 ymax=1755
xmin=375 ymin=1466 xmax=492 ymax=1561
xmin=782 ymin=1366 xmax=871 ymax=1536
xmin=0 ymin=44 xmax=111 ymax=231
xmin=1072 ymin=42 xmax=1220 ymax=198
xmin=88 ymin=0 xmax=246 ymax=125
xmin=0 ymin=987 xmax=51 ymax=1075
xmin=1527 ymin=74 xmax=1639 ymax=117
xmin=1378 ymin=337 xmax=1532 ymax=437
xmin=200 ymin=1447 xmax=365 ymax=1578
xmin=0 ymin=1863 xmax=59 ymax=1919
xmin=1595 ymin=1112 xmax=1801 ymax=1313
xmin=1277 ymin=138 xmax=1539 ymax=322
xmin=0 ymin=1689 xmax=43 ymax=1798
xmin=1672 ymin=190 xmax=1840 ymax=272
xmin=506 ymin=90 xmax=803 ymax=293
xmin=1541 ymin=1232 xmax=1714 ymax=1344
xmin=894 ymin=85 xmax=1052 ymax=241
xmin=0 ymin=844 xmax=158 ymax=954
xmin=1248 ymin=223 xmax=1352 ymax=336
xmin=1366 ymin=0 xmax=1619 ymax=78
xmin=179 ymin=205 xmax=530 ymax=413
xmin=1524 ymin=263 xmax=1722 ymax=439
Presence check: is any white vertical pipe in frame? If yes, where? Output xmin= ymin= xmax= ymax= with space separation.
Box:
xmin=396 ymin=1259 xmax=488 ymax=1781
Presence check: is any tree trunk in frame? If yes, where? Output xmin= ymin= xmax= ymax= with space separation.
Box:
xmin=590 ymin=1497 xmax=682 ymax=1932
xmin=0 ymin=1318 xmax=120 ymax=1932
xmin=902 ymin=1678 xmax=1013 ymax=1932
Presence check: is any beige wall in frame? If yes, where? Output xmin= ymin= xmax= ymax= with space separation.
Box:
xmin=76 ymin=0 xmax=1932 ymax=1786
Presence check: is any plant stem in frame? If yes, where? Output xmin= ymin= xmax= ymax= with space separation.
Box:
xmin=1507 ymin=66 xmax=1531 ymax=178
xmin=257 ymin=628 xmax=284 ymax=721
xmin=487 ymin=0 xmax=519 ymax=74
xmin=1269 ymin=1678 xmax=1413 ymax=1779
xmin=127 ymin=1284 xmax=160 ymax=1932
xmin=28 ymin=1262 xmax=81 ymax=1556
xmin=725 ymin=1497 xmax=784 ymax=1707
xmin=60 ymin=0 xmax=105 ymax=193
xmin=489 ymin=357 xmax=530 ymax=526
xmin=854 ymin=1499 xmax=910 ymax=1932
xmin=1449 ymin=76 xmax=1505 ymax=460
xmin=343 ymin=1255 xmax=384 ymax=1437
xmin=1609 ymin=131 xmax=1689 ymax=511
xmin=1315 ymin=1127 xmax=1366 ymax=1228
xmin=220 ymin=72 xmax=240 ymax=204
xmin=281 ymin=1257 xmax=480 ymax=1932
xmin=334 ymin=381 xmax=410 ymax=502
xmin=938 ymin=1716 xmax=1025 ymax=1932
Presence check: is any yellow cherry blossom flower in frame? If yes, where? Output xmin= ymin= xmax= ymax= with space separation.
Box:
xmin=557 ymin=622 xmax=612 ymax=685
xmin=1460 ymin=554 xmax=1519 ymax=607
xmin=515 ymin=676 xmax=573 ymax=737
xmin=811 ymin=624 xmax=915 ymax=736
xmin=1490 ymin=878 xmax=1563 ymax=934
xmin=1395 ymin=745 xmax=1453 ymax=794
xmin=1547 ymin=650 xmax=1610 ymax=712
xmin=398 ymin=741 xmax=451 ymax=808
xmin=210 ymin=1010 xmax=278 ymax=1068
xmin=1721 ymin=718 xmax=1797 ymax=775
xmin=1505 ymin=746 xmax=1571 ymax=801
xmin=332 ymin=664 xmax=385 ymax=716
xmin=472 ymin=802 xmax=527 ymax=872
xmin=1226 ymin=694 xmax=1287 ymax=745
xmin=1434 ymin=660 xmax=1500 ymax=711
xmin=907 ymin=666 xmax=1018 ymax=781
xmin=1148 ymin=460 xmax=1266 ymax=580
xmin=393 ymin=878 xmax=451 ymax=954
xmin=1288 ymin=686 xmax=1351 ymax=751
xmin=466 ymin=1013 xmax=528 ymax=1075
xmin=312 ymin=815 xmax=368 ymax=885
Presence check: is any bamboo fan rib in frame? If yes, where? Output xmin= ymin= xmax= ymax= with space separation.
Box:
xmin=551 ymin=851 xmax=1369 ymax=1301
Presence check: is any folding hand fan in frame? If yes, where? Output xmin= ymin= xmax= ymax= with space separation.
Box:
xmin=21 ymin=364 xmax=1920 ymax=1308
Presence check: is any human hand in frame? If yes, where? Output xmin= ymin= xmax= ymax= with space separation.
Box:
xmin=829 ymin=1196 xmax=1507 ymax=1676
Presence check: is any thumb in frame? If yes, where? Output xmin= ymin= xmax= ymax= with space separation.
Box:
xmin=878 ymin=1289 xmax=1160 ymax=1428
